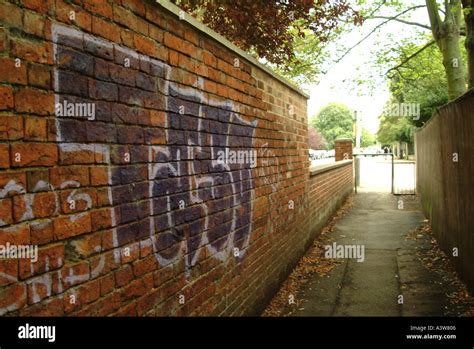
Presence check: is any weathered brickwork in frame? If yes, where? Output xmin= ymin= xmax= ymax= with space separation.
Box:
xmin=0 ymin=0 xmax=353 ymax=316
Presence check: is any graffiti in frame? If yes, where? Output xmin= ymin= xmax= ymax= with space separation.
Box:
xmin=0 ymin=22 xmax=261 ymax=313
xmin=0 ymin=176 xmax=104 ymax=313
xmin=51 ymin=24 xmax=258 ymax=270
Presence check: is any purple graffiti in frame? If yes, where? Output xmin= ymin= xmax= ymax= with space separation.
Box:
xmin=52 ymin=24 xmax=257 ymax=269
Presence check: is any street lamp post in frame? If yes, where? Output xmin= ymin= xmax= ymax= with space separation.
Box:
xmin=353 ymin=110 xmax=362 ymax=149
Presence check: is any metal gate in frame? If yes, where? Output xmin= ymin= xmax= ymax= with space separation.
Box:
xmin=393 ymin=160 xmax=416 ymax=195
xmin=354 ymin=153 xmax=416 ymax=195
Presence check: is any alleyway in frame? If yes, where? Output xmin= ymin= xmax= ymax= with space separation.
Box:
xmin=265 ymin=191 xmax=473 ymax=317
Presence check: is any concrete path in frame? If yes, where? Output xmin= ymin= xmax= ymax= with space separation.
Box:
xmin=293 ymin=191 xmax=453 ymax=316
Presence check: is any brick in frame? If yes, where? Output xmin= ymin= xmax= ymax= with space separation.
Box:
xmin=0 ymin=144 xmax=9 ymax=168
xmin=57 ymin=70 xmax=89 ymax=97
xmin=120 ymin=29 xmax=134 ymax=47
xmin=19 ymin=296 xmax=64 ymax=316
xmin=11 ymin=143 xmax=57 ymax=167
xmin=163 ymin=32 xmax=195 ymax=56
xmin=11 ymin=39 xmax=52 ymax=64
xmin=59 ymin=146 xmax=95 ymax=165
xmin=0 ymin=28 xmax=6 ymax=52
xmin=83 ymin=0 xmax=113 ymax=18
xmin=66 ymin=233 xmax=102 ymax=259
xmin=132 ymin=254 xmax=158 ymax=277
xmin=75 ymin=291 xmax=120 ymax=316
xmin=149 ymin=26 xmax=163 ymax=43
xmin=23 ymin=10 xmax=45 ymax=37
xmin=113 ymin=301 xmax=137 ymax=316
xmin=14 ymin=88 xmax=54 ymax=115
xmin=90 ymin=167 xmax=109 ymax=186
xmin=109 ymin=65 xmax=135 ymax=86
xmin=91 ymin=16 xmax=120 ymax=42
xmin=120 ymin=242 xmax=139 ymax=264
xmin=53 ymin=213 xmax=92 ymax=240
xmin=60 ymin=261 xmax=90 ymax=288
xmin=0 ymin=172 xmax=27 ymax=191
xmin=28 ymin=63 xmax=50 ymax=89
xmin=0 ymin=115 xmax=23 ymax=140
xmin=120 ymin=273 xmax=153 ymax=303
xmin=122 ymin=0 xmax=146 ymax=16
xmin=49 ymin=166 xmax=89 ymax=188
xmin=19 ymin=244 xmax=64 ymax=279
xmin=0 ymin=223 xmax=30 ymax=245
xmin=98 ymin=273 xmax=115 ymax=296
xmin=0 ymin=57 xmax=28 ymax=85
xmin=114 ymin=265 xmax=133 ymax=288
xmin=56 ymin=46 xmax=94 ymax=76
xmin=90 ymin=208 xmax=113 ymax=231
xmin=0 ymin=283 xmax=26 ymax=315
xmin=149 ymin=110 xmax=166 ymax=127
xmin=84 ymin=34 xmax=114 ymax=60
xmin=133 ymin=33 xmax=157 ymax=56
xmin=59 ymin=188 xmax=97 ymax=214
xmin=89 ymin=79 xmax=118 ymax=101
xmin=30 ymin=191 xmax=57 ymax=218
xmin=89 ymin=250 xmax=119 ymax=279
xmin=21 ymin=0 xmax=53 ymax=14
xmin=0 ymin=86 xmax=14 ymax=110
xmin=25 ymin=117 xmax=47 ymax=141
xmin=26 ymin=169 xmax=49 ymax=192
xmin=113 ymin=4 xmax=138 ymax=31
xmin=0 ymin=2 xmax=23 ymax=29
xmin=0 ymin=198 xmax=13 ymax=226
xmin=56 ymin=0 xmax=91 ymax=31
xmin=30 ymin=219 xmax=54 ymax=245
xmin=144 ymin=3 xmax=166 ymax=29
xmin=0 ymin=258 xmax=18 ymax=286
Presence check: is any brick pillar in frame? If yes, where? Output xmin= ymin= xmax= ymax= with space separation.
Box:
xmin=335 ymin=138 xmax=353 ymax=161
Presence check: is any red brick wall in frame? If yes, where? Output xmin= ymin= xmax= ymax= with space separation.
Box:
xmin=0 ymin=0 xmax=352 ymax=316
xmin=308 ymin=162 xmax=354 ymax=236
xmin=335 ymin=139 xmax=353 ymax=161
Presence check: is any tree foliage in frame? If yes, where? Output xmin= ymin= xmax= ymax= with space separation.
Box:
xmin=172 ymin=0 xmax=363 ymax=68
xmin=308 ymin=126 xmax=326 ymax=149
xmin=360 ymin=128 xmax=376 ymax=147
xmin=377 ymin=112 xmax=414 ymax=146
xmin=311 ymin=103 xmax=353 ymax=148
xmin=387 ymin=36 xmax=450 ymax=127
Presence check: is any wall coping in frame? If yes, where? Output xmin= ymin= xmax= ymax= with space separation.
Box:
xmin=310 ymin=159 xmax=353 ymax=176
xmin=155 ymin=0 xmax=310 ymax=99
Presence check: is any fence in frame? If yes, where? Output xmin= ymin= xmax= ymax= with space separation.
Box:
xmin=416 ymin=89 xmax=474 ymax=292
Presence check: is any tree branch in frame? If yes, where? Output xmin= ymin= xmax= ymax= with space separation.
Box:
xmin=386 ymin=40 xmax=436 ymax=76
xmin=322 ymin=5 xmax=427 ymax=74
xmin=369 ymin=16 xmax=431 ymax=30
xmin=426 ymin=0 xmax=442 ymax=41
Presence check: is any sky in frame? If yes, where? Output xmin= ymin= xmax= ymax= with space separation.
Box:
xmin=304 ymin=1 xmax=430 ymax=134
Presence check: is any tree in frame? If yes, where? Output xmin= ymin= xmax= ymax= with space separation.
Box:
xmin=171 ymin=0 xmax=362 ymax=68
xmin=426 ymin=0 xmax=466 ymax=99
xmin=377 ymin=100 xmax=414 ymax=146
xmin=462 ymin=0 xmax=474 ymax=87
xmin=387 ymin=36 xmax=450 ymax=127
xmin=311 ymin=103 xmax=353 ymax=149
xmin=360 ymin=128 xmax=376 ymax=147
xmin=336 ymin=0 xmax=473 ymax=100
xmin=308 ymin=126 xmax=326 ymax=150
